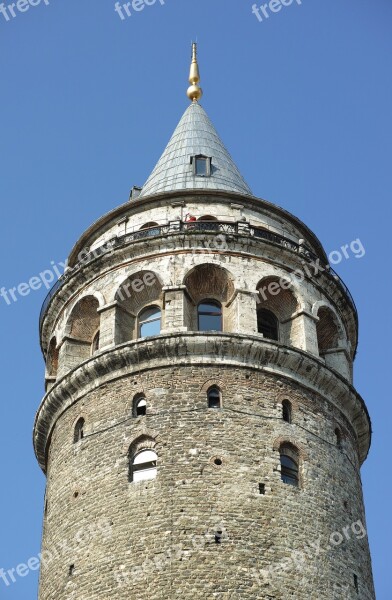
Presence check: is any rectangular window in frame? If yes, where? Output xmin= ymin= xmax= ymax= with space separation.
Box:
xmin=192 ymin=155 xmax=212 ymax=177
xmin=196 ymin=157 xmax=208 ymax=176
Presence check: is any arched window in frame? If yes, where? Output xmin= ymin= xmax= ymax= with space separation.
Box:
xmin=133 ymin=395 xmax=147 ymax=417
xmin=91 ymin=330 xmax=100 ymax=355
xmin=137 ymin=223 xmax=161 ymax=238
xmin=139 ymin=222 xmax=159 ymax=230
xmin=139 ymin=306 xmax=161 ymax=337
xmin=73 ymin=418 xmax=85 ymax=444
xmin=257 ymin=309 xmax=279 ymax=341
xmin=131 ymin=450 xmax=158 ymax=483
xmin=282 ymin=400 xmax=292 ymax=423
xmin=280 ymin=445 xmax=299 ymax=487
xmin=198 ymin=300 xmax=222 ymax=332
xmin=207 ymin=386 xmax=221 ymax=409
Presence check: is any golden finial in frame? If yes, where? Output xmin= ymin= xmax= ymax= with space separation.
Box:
xmin=187 ymin=42 xmax=203 ymax=103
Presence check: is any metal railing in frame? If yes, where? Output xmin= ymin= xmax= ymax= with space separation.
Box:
xmin=39 ymin=220 xmax=357 ymax=333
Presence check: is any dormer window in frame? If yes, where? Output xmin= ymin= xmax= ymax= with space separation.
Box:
xmin=191 ymin=155 xmax=212 ymax=177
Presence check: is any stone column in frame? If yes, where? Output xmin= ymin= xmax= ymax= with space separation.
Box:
xmin=162 ymin=285 xmax=189 ymax=333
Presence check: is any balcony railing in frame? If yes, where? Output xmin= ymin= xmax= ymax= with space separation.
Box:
xmin=39 ymin=220 xmax=357 ymax=334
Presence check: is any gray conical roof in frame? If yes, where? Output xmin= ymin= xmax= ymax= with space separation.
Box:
xmin=139 ymin=102 xmax=252 ymax=197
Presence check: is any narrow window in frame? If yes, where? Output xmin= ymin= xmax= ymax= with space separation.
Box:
xmin=198 ymin=300 xmax=222 ymax=332
xmin=73 ymin=418 xmax=85 ymax=444
xmin=69 ymin=565 xmax=75 ymax=577
xmin=139 ymin=306 xmax=161 ymax=337
xmin=282 ymin=400 xmax=292 ymax=423
xmin=207 ymin=386 xmax=221 ymax=409
xmin=257 ymin=309 xmax=279 ymax=341
xmin=131 ymin=450 xmax=158 ymax=483
xmin=91 ymin=330 xmax=100 ymax=355
xmin=353 ymin=574 xmax=359 ymax=593
xmin=335 ymin=428 xmax=342 ymax=449
xmin=134 ymin=397 xmax=147 ymax=417
xmin=214 ymin=530 xmax=223 ymax=544
xmin=280 ymin=445 xmax=299 ymax=487
xmin=259 ymin=483 xmax=266 ymax=495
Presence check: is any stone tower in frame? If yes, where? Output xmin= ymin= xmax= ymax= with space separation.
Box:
xmin=34 ymin=45 xmax=375 ymax=599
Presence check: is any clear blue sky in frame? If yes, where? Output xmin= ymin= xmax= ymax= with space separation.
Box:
xmin=0 ymin=0 xmax=390 ymax=597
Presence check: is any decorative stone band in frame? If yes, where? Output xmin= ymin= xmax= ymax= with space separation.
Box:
xmin=33 ymin=333 xmax=371 ymax=472
xmin=39 ymin=230 xmax=357 ymax=357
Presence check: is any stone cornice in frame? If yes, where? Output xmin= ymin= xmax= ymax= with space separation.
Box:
xmin=67 ymin=190 xmax=328 ymax=267
xmin=33 ymin=333 xmax=371 ymax=473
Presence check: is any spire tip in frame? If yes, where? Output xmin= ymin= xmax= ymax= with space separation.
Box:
xmin=187 ymin=42 xmax=203 ymax=103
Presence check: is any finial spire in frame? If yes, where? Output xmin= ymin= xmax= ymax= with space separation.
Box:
xmin=187 ymin=42 xmax=203 ymax=103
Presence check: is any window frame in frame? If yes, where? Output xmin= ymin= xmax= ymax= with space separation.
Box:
xmin=197 ymin=299 xmax=223 ymax=332
xmin=207 ymin=386 xmax=222 ymax=409
xmin=191 ymin=154 xmax=212 ymax=177
xmin=279 ymin=445 xmax=300 ymax=487
xmin=131 ymin=449 xmax=158 ymax=483
xmin=138 ymin=305 xmax=162 ymax=338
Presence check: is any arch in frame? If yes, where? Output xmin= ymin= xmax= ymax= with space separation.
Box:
xmin=46 ymin=337 xmax=59 ymax=378
xmin=207 ymin=386 xmax=222 ymax=409
xmin=183 ymin=264 xmax=235 ymax=331
xmin=128 ymin=436 xmax=157 ymax=483
xmin=114 ymin=270 xmax=163 ymax=343
xmin=256 ymin=276 xmax=299 ymax=346
xmin=65 ymin=296 xmax=100 ymax=342
xmin=282 ymin=399 xmax=292 ymax=423
xmin=138 ymin=305 xmax=161 ymax=338
xmin=313 ymin=303 xmax=350 ymax=379
xmin=316 ymin=306 xmax=342 ymax=353
xmin=73 ymin=418 xmax=85 ymax=444
xmin=61 ymin=296 xmax=101 ymax=373
xmin=197 ymin=215 xmax=217 ymax=221
xmin=139 ymin=222 xmax=159 ymax=230
xmin=279 ymin=442 xmax=299 ymax=487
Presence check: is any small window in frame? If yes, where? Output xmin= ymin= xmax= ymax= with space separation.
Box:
xmin=196 ymin=157 xmax=208 ymax=175
xmin=131 ymin=450 xmax=158 ymax=483
xmin=134 ymin=397 xmax=147 ymax=417
xmin=91 ymin=330 xmax=100 ymax=355
xmin=207 ymin=386 xmax=221 ymax=409
xmin=73 ymin=418 xmax=85 ymax=444
xmin=280 ymin=445 xmax=299 ymax=487
xmin=214 ymin=530 xmax=223 ymax=544
xmin=257 ymin=309 xmax=279 ymax=341
xmin=282 ymin=400 xmax=292 ymax=423
xmin=353 ymin=574 xmax=359 ymax=593
xmin=198 ymin=300 xmax=222 ymax=332
xmin=191 ymin=155 xmax=211 ymax=177
xmin=259 ymin=483 xmax=266 ymax=495
xmin=139 ymin=306 xmax=161 ymax=337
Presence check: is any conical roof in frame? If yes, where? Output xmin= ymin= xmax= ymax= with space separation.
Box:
xmin=139 ymin=102 xmax=252 ymax=197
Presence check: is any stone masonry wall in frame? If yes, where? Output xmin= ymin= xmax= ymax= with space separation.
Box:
xmin=39 ymin=365 xmax=374 ymax=600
